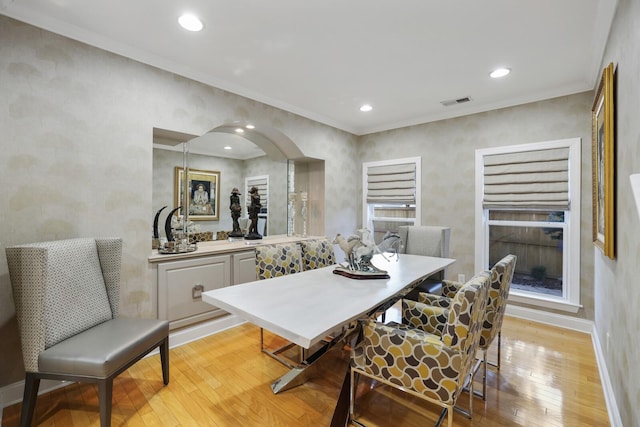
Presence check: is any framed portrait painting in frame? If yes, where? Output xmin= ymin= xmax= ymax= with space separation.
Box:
xmin=175 ymin=167 xmax=221 ymax=221
xmin=591 ymin=62 xmax=615 ymax=259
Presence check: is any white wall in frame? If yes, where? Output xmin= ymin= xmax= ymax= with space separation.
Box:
xmin=591 ymin=0 xmax=640 ymax=424
xmin=4 ymin=7 xmax=638 ymax=423
xmin=358 ymin=93 xmax=595 ymax=319
xmin=0 ymin=15 xmax=359 ymax=387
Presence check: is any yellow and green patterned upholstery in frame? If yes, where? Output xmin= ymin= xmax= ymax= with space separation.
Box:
xmin=350 ymin=271 xmax=490 ymax=427
xmin=402 ymin=254 xmax=517 ymax=400
xmin=402 ymin=301 xmax=449 ymax=335
xmin=404 ymin=254 xmax=517 ymax=349
xmin=255 ymin=243 xmax=302 ymax=279
xmin=299 ymin=238 xmax=336 ymax=270
xmin=478 ymin=254 xmax=516 ymax=349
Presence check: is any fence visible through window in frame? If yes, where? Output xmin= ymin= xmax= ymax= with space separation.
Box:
xmin=489 ymin=210 xmax=565 ymax=298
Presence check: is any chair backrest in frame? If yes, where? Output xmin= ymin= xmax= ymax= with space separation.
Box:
xmin=441 ymin=270 xmax=490 ymax=386
xmin=254 ymin=243 xmax=302 ymax=280
xmin=397 ymin=225 xmax=451 ymax=280
xmin=6 ymin=237 xmax=122 ymax=373
xmin=299 ymin=239 xmax=336 ymax=270
xmin=480 ymin=254 xmax=517 ymax=349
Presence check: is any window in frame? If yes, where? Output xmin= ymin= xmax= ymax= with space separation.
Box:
xmin=475 ymin=138 xmax=581 ymax=312
xmin=363 ymin=157 xmax=421 ymax=243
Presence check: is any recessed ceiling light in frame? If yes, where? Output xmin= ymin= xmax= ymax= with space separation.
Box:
xmin=246 ymin=124 xmax=255 ymax=129
xmin=490 ymin=68 xmax=511 ymax=78
xmin=178 ymin=14 xmax=203 ymax=32
xmin=224 ymin=146 xmax=232 ymax=150
xmin=235 ymin=128 xmax=244 ymax=133
xmin=360 ymin=104 xmax=373 ymax=112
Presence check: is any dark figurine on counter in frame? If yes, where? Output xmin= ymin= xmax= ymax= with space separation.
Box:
xmin=245 ymin=186 xmax=262 ymax=240
xmin=229 ymin=187 xmax=244 ymax=238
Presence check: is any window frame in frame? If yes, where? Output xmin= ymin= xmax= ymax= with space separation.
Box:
xmin=475 ymin=138 xmax=582 ymax=313
xmin=362 ymin=157 xmax=421 ymax=232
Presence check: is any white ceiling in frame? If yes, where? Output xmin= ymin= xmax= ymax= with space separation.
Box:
xmin=1 ymin=0 xmax=618 ymax=136
xmin=153 ymin=128 xmax=267 ymax=160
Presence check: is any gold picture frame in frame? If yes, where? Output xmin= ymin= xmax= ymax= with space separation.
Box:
xmin=175 ymin=167 xmax=221 ymax=221
xmin=592 ymin=62 xmax=615 ymax=259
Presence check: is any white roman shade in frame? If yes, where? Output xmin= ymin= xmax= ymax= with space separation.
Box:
xmin=483 ymin=147 xmax=570 ymax=209
xmin=366 ymin=162 xmax=416 ymax=204
xmin=246 ymin=175 xmax=268 ymax=211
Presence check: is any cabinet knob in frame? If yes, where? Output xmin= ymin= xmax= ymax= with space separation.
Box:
xmin=192 ymin=284 xmax=205 ymax=299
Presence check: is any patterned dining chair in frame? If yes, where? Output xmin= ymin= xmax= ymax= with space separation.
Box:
xmin=350 ymin=271 xmax=490 ymax=427
xmin=6 ymin=238 xmax=169 ymax=427
xmin=403 ymin=254 xmax=517 ymax=399
xmin=299 ymin=238 xmax=336 ymax=270
xmin=254 ymin=243 xmax=303 ymax=366
xmin=255 ymin=243 xmax=302 ymax=279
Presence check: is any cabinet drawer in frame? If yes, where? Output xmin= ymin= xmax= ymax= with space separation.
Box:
xmin=233 ymin=250 xmax=258 ymax=284
xmin=158 ymin=255 xmax=231 ymax=323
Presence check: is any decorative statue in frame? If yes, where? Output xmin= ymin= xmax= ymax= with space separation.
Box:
xmin=153 ymin=206 xmax=167 ymax=240
xmin=164 ymin=207 xmax=182 ymax=242
xmin=376 ymin=231 xmax=402 ymax=260
xmin=153 ymin=206 xmax=198 ymax=254
xmin=332 ymin=228 xmax=393 ymax=275
xmin=229 ymin=187 xmax=243 ymax=238
xmin=245 ymin=186 xmax=263 ymax=240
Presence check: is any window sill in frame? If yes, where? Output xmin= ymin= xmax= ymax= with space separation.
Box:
xmin=508 ymin=291 xmax=582 ymax=313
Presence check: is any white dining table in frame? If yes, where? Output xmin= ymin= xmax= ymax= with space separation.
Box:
xmin=202 ymin=253 xmax=454 ymax=349
xmin=202 ymin=253 xmax=454 ymax=395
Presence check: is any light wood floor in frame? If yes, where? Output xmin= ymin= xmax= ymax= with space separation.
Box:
xmin=2 ymin=314 xmax=609 ymax=426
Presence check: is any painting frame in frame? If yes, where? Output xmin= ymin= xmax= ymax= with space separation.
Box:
xmin=175 ymin=167 xmax=221 ymax=221
xmin=591 ymin=62 xmax=615 ymax=259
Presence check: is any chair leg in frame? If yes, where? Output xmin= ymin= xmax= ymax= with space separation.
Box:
xmin=497 ymin=331 xmax=502 ymax=369
xmin=98 ymin=379 xmax=113 ymax=427
xmin=20 ymin=373 xmax=40 ymax=427
xmin=436 ymin=406 xmax=454 ymax=427
xmin=468 ymin=374 xmax=474 ymax=418
xmin=471 ymin=349 xmax=488 ymax=400
xmin=349 ymin=369 xmax=359 ymax=421
xmin=160 ymin=337 xmax=170 ymax=385
xmin=482 ymin=348 xmax=488 ymax=400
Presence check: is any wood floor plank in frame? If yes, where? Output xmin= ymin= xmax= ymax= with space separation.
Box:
xmin=2 ymin=315 xmax=609 ymax=426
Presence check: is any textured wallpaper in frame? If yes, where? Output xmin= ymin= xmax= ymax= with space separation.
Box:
xmin=2 ymin=8 xmax=637 ymax=422
xmin=358 ymin=93 xmax=595 ymax=318
xmin=591 ymin=0 xmax=640 ymax=424
xmin=0 ymin=15 xmax=359 ymax=386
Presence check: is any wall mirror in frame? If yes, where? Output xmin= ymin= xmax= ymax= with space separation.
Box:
xmin=152 ymin=123 xmax=323 ymax=244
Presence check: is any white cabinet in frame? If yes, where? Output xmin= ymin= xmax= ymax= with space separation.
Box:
xmin=158 ymin=254 xmax=232 ymax=330
xmin=233 ymin=251 xmax=258 ymax=284
xmin=150 ymin=236 xmax=321 ymax=330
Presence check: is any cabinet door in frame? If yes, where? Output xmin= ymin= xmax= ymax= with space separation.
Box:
xmin=233 ymin=250 xmax=258 ymax=284
xmin=158 ymin=255 xmax=231 ymax=324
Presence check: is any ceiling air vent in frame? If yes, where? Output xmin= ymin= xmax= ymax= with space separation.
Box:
xmin=440 ymin=96 xmax=472 ymax=107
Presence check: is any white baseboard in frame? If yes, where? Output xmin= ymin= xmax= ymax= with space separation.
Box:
xmin=505 ymin=304 xmax=622 ymax=427
xmin=156 ymin=313 xmax=246 ymax=353
xmin=591 ymin=324 xmax=623 ymax=427
xmin=505 ymin=304 xmax=593 ymax=333
xmin=0 ymin=314 xmax=245 ymax=413
xmin=0 ymin=379 xmax=71 ymax=416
